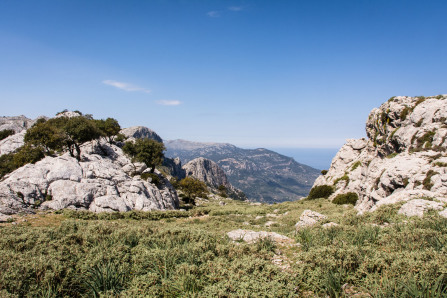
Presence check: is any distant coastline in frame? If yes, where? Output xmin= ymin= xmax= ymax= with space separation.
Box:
xmin=266 ymin=147 xmax=338 ymax=170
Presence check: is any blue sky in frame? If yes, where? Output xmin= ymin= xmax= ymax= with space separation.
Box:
xmin=1 ymin=0 xmax=446 ymax=150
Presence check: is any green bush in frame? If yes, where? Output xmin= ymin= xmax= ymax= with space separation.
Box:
xmin=307 ymin=185 xmax=334 ymax=200
xmin=141 ymin=172 xmax=161 ymax=187
xmin=0 ymin=129 xmax=15 ymax=141
xmin=332 ymin=192 xmax=358 ymax=205
xmin=321 ymin=170 xmax=328 ymax=175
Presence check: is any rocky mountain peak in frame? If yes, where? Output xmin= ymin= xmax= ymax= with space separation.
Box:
xmin=120 ymin=126 xmax=163 ymax=143
xmin=313 ymin=95 xmax=447 ymax=215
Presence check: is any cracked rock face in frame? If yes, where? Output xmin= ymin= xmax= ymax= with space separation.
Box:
xmin=313 ymin=95 xmax=447 ymax=215
xmin=0 ymin=141 xmax=179 ymax=215
xmin=182 ymin=157 xmax=233 ymax=189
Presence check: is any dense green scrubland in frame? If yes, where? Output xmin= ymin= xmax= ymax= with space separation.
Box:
xmin=1 ymin=198 xmax=447 ymax=297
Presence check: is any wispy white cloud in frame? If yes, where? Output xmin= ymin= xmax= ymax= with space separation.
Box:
xmin=102 ymin=80 xmax=151 ymax=93
xmin=156 ymin=100 xmax=182 ymax=106
xmin=228 ymin=6 xmax=243 ymax=11
xmin=206 ymin=11 xmax=220 ymax=17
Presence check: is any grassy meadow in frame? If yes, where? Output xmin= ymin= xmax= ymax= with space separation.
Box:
xmin=1 ymin=198 xmax=447 ymax=297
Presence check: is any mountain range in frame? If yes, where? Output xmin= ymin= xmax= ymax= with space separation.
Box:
xmin=165 ymin=139 xmax=320 ymax=203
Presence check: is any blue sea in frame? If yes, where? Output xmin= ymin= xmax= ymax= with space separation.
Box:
xmin=268 ymin=148 xmax=339 ymax=170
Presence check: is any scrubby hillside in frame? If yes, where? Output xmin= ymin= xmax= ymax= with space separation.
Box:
xmin=1 ymin=198 xmax=447 ymax=297
xmin=313 ymin=95 xmax=447 ymax=215
xmin=165 ymin=139 xmax=320 ymax=203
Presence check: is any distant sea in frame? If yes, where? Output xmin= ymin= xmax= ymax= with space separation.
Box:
xmin=268 ymin=148 xmax=339 ymax=170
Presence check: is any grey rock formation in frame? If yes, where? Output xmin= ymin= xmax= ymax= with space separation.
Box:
xmin=295 ymin=210 xmax=327 ymax=230
xmin=120 ymin=126 xmax=163 ymax=143
xmin=227 ymin=229 xmax=293 ymax=244
xmin=165 ymin=140 xmax=320 ymax=203
xmin=0 ymin=131 xmax=26 ymax=156
xmin=182 ymin=157 xmax=232 ymax=189
xmin=0 ymin=140 xmax=178 ymax=215
xmin=397 ymin=199 xmax=444 ymax=217
xmin=0 ymin=115 xmax=36 ymax=133
xmin=313 ymin=95 xmax=447 ymax=215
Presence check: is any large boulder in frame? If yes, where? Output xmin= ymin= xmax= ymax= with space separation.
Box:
xmin=312 ymin=95 xmax=447 ymax=215
xmin=0 ymin=140 xmax=179 ymax=215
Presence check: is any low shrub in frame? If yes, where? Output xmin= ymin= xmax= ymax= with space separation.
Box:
xmin=332 ymin=192 xmax=358 ymax=205
xmin=307 ymin=185 xmax=334 ymax=200
xmin=141 ymin=172 xmax=161 ymax=187
xmin=321 ymin=170 xmax=328 ymax=175
xmin=0 ymin=129 xmax=15 ymax=141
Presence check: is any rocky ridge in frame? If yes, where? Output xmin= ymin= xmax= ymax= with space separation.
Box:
xmin=0 ymin=139 xmax=179 ymax=215
xmin=313 ymin=95 xmax=447 ymax=215
xmin=165 ymin=140 xmax=320 ymax=203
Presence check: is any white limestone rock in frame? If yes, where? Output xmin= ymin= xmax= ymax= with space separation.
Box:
xmin=313 ymin=95 xmax=447 ymax=216
xmin=0 ymin=140 xmax=179 ymax=215
xmin=398 ymin=199 xmax=444 ymax=217
xmin=295 ymin=210 xmax=327 ymax=230
xmin=227 ymin=229 xmax=293 ymax=244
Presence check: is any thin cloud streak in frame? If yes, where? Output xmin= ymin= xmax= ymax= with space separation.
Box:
xmin=102 ymin=80 xmax=151 ymax=93
xmin=206 ymin=11 xmax=220 ymax=17
xmin=156 ymin=100 xmax=182 ymax=106
xmin=228 ymin=6 xmax=243 ymax=11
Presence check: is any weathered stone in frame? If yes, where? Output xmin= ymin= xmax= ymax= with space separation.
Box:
xmin=295 ymin=210 xmax=327 ymax=229
xmin=398 ymin=199 xmax=444 ymax=217
xmin=313 ymin=95 xmax=447 ymax=215
xmin=227 ymin=229 xmax=293 ymax=244
xmin=182 ymin=157 xmax=232 ymax=189
xmin=0 ymin=140 xmax=179 ymax=214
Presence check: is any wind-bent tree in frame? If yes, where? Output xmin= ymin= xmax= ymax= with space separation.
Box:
xmin=95 ymin=118 xmax=121 ymax=143
xmin=24 ymin=116 xmax=103 ymax=161
xmin=122 ymin=138 xmax=165 ymax=173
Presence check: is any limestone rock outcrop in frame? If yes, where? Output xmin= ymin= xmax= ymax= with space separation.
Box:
xmin=182 ymin=157 xmax=232 ymax=189
xmin=0 ymin=115 xmax=36 ymax=133
xmin=120 ymin=126 xmax=163 ymax=143
xmin=295 ymin=210 xmax=327 ymax=230
xmin=0 ymin=140 xmax=179 ymax=216
xmin=312 ymin=95 xmax=447 ymax=215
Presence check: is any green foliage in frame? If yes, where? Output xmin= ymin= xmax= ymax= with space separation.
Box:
xmin=387 ymin=152 xmax=398 ymax=158
xmin=400 ymin=106 xmax=411 ymax=120
xmin=141 ymin=172 xmax=161 ymax=187
xmin=25 ymin=116 xmax=103 ymax=160
xmin=94 ymin=118 xmax=121 ymax=143
xmin=0 ymin=129 xmax=15 ymax=141
xmin=332 ymin=192 xmax=358 ymax=205
xmin=122 ymin=138 xmax=165 ymax=173
xmin=307 ymin=185 xmax=334 ymax=200
xmin=433 ymin=162 xmax=447 ymax=167
xmin=333 ymin=174 xmax=350 ymax=186
xmin=321 ymin=170 xmax=328 ymax=175
xmin=178 ymin=177 xmax=209 ymax=204
xmin=0 ymin=145 xmax=45 ymax=178
xmin=84 ymin=260 xmax=126 ymax=297
xmin=218 ymin=184 xmax=227 ymax=197
xmin=423 ymin=170 xmax=439 ymax=190
xmin=350 ymin=161 xmax=361 ymax=171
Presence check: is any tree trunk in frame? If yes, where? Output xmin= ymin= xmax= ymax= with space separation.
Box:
xmin=74 ymin=143 xmax=81 ymax=161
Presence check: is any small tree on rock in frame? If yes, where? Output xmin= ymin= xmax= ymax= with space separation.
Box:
xmin=95 ymin=118 xmax=121 ymax=143
xmin=122 ymin=138 xmax=165 ymax=173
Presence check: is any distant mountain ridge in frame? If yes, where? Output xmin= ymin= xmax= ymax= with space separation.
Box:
xmin=165 ymin=139 xmax=320 ymax=203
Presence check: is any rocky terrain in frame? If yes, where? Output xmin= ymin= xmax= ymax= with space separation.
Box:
xmin=0 ymin=116 xmax=179 ymax=218
xmin=165 ymin=140 xmax=320 ymax=203
xmin=313 ymin=95 xmax=447 ymax=215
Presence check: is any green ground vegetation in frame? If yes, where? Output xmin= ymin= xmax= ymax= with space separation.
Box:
xmin=2 ymin=198 xmax=447 ymax=297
